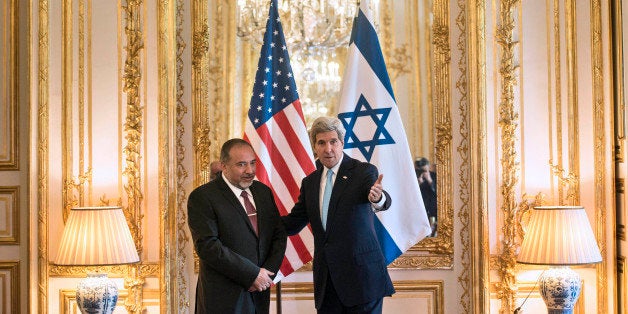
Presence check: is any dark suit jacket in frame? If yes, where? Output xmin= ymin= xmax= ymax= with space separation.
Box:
xmin=282 ymin=154 xmax=395 ymax=308
xmin=187 ymin=176 xmax=287 ymax=314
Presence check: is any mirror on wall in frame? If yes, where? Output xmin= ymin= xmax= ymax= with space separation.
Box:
xmin=216 ymin=0 xmax=453 ymax=268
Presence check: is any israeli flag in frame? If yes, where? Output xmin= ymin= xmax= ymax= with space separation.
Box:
xmin=337 ymin=0 xmax=432 ymax=263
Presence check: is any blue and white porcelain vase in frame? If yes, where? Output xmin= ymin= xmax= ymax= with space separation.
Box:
xmin=76 ymin=273 xmax=118 ymax=314
xmin=539 ymin=267 xmax=581 ymax=314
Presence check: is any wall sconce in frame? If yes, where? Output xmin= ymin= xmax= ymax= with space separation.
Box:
xmin=517 ymin=206 xmax=602 ymax=314
xmin=55 ymin=206 xmax=139 ymax=314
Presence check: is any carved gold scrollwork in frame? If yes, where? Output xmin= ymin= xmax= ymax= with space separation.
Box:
xmin=175 ymin=0 xmax=190 ymax=312
xmin=122 ymin=0 xmax=145 ymax=313
xmin=550 ymin=163 xmax=579 ymax=205
xmin=62 ymin=169 xmax=92 ymax=222
xmin=495 ymin=1 xmax=520 ymax=312
xmin=387 ymin=44 xmax=413 ymax=81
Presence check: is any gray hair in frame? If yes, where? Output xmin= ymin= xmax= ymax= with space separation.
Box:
xmin=309 ymin=116 xmax=346 ymax=145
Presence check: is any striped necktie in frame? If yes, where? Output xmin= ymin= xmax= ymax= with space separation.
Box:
xmin=240 ymin=190 xmax=258 ymax=236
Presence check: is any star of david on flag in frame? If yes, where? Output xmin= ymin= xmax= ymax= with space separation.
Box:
xmin=243 ymin=0 xmax=316 ymax=282
xmin=337 ymin=0 xmax=432 ymax=264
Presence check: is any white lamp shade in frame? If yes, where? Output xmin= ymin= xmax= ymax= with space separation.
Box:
xmin=55 ymin=206 xmax=140 ymax=265
xmin=517 ymin=206 xmax=602 ymax=265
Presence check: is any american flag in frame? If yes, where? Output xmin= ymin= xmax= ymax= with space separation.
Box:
xmin=243 ymin=0 xmax=316 ymax=281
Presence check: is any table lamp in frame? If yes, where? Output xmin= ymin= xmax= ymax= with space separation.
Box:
xmin=516 ymin=206 xmax=602 ymax=314
xmin=55 ymin=206 xmax=140 ymax=314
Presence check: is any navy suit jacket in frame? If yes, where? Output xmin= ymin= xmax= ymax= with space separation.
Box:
xmin=187 ymin=176 xmax=287 ymax=314
xmin=282 ymin=154 xmax=395 ymax=308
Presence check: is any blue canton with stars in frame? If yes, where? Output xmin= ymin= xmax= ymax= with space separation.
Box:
xmin=338 ymin=95 xmax=395 ymax=162
xmin=248 ymin=0 xmax=299 ymax=127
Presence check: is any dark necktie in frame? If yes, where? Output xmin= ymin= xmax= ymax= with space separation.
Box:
xmin=240 ymin=190 xmax=258 ymax=235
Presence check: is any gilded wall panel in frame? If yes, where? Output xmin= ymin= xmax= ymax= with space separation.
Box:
xmin=273 ymin=281 xmax=444 ymax=314
xmin=0 ymin=262 xmax=19 ymax=314
xmin=0 ymin=186 xmax=19 ymax=243
xmin=0 ymin=0 xmax=18 ymax=170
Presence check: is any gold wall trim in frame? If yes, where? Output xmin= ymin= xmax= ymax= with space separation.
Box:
xmin=495 ymin=1 xmax=521 ymax=312
xmin=390 ymin=255 xmax=453 ymax=269
xmin=590 ymin=0 xmax=608 ymax=312
xmin=191 ymin=0 xmax=210 ymax=185
xmin=208 ymin=1 xmax=235 ymax=157
xmin=174 ymin=0 xmax=190 ymax=313
xmin=277 ymin=280 xmax=444 ymax=313
xmin=49 ymin=263 xmax=159 ymax=277
xmin=551 ymin=0 xmax=564 ymax=203
xmin=122 ymin=1 xmax=145 ymax=313
xmin=430 ymin=0 xmax=453 ymax=258
xmin=565 ymin=0 xmax=580 ymax=205
xmin=0 ymin=0 xmax=18 ymax=170
xmin=0 ymin=186 xmax=19 ymax=244
xmin=0 ymin=262 xmax=20 ymax=313
xmin=612 ymin=0 xmax=625 ymax=163
xmin=61 ymin=0 xmax=73 ymax=221
xmin=459 ymin=0 xmax=490 ymax=312
xmin=37 ymin=0 xmax=50 ymax=312
xmin=157 ymin=0 xmax=178 ymax=312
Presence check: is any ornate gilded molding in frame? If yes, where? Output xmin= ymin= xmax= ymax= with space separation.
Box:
xmin=390 ymin=255 xmax=453 ymax=269
xmin=174 ymin=0 xmax=190 ymax=312
xmin=590 ymin=0 xmax=607 ymax=312
xmin=0 ymin=262 xmax=20 ymax=313
xmin=207 ymin=2 xmax=234 ymax=161
xmin=612 ymin=0 xmax=626 ymax=163
xmin=0 ymin=0 xmax=18 ymax=170
xmin=455 ymin=0 xmax=473 ymax=311
xmin=49 ymin=263 xmax=159 ymax=278
xmin=62 ymin=169 xmax=92 ymax=221
xmin=549 ymin=163 xmax=579 ymax=205
xmin=61 ymin=0 xmax=73 ymax=222
xmin=121 ymin=0 xmax=145 ymax=312
xmin=494 ymin=1 xmax=520 ymax=312
xmin=37 ymin=0 xmax=51 ymax=312
xmin=565 ymin=0 xmax=580 ymax=206
xmin=156 ymin=0 xmax=180 ymax=312
xmin=429 ymin=0 xmax=453 ymax=258
xmin=192 ymin=0 xmax=211 ymax=185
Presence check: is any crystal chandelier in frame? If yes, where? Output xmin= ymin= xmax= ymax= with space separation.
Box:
xmin=237 ymin=0 xmax=359 ymax=51
xmin=236 ymin=0 xmax=369 ymax=123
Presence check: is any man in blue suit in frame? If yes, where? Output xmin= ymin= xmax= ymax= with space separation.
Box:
xmin=282 ymin=116 xmax=395 ymax=314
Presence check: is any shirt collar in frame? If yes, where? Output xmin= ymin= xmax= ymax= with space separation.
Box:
xmin=222 ymin=172 xmax=252 ymax=197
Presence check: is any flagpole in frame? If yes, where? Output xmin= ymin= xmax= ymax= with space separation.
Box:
xmin=276 ymin=281 xmax=282 ymax=314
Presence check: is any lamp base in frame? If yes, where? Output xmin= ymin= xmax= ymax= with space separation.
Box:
xmin=76 ymin=273 xmax=118 ymax=314
xmin=539 ymin=266 xmax=581 ymax=314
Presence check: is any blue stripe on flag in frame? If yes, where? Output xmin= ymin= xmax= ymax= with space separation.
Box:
xmin=374 ymin=216 xmax=402 ymax=264
xmin=349 ymin=9 xmax=395 ymax=102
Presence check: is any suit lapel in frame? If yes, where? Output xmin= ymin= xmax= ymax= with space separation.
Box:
xmin=307 ymin=167 xmax=324 ymax=229
xmin=216 ymin=177 xmax=258 ymax=237
xmin=325 ymin=154 xmax=354 ymax=232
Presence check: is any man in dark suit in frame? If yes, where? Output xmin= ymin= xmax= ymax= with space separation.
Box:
xmin=282 ymin=116 xmax=395 ymax=314
xmin=187 ymin=139 xmax=287 ymax=314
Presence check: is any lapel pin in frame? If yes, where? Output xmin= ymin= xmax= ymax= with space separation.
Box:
xmin=342 ymin=176 xmax=347 ymax=179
